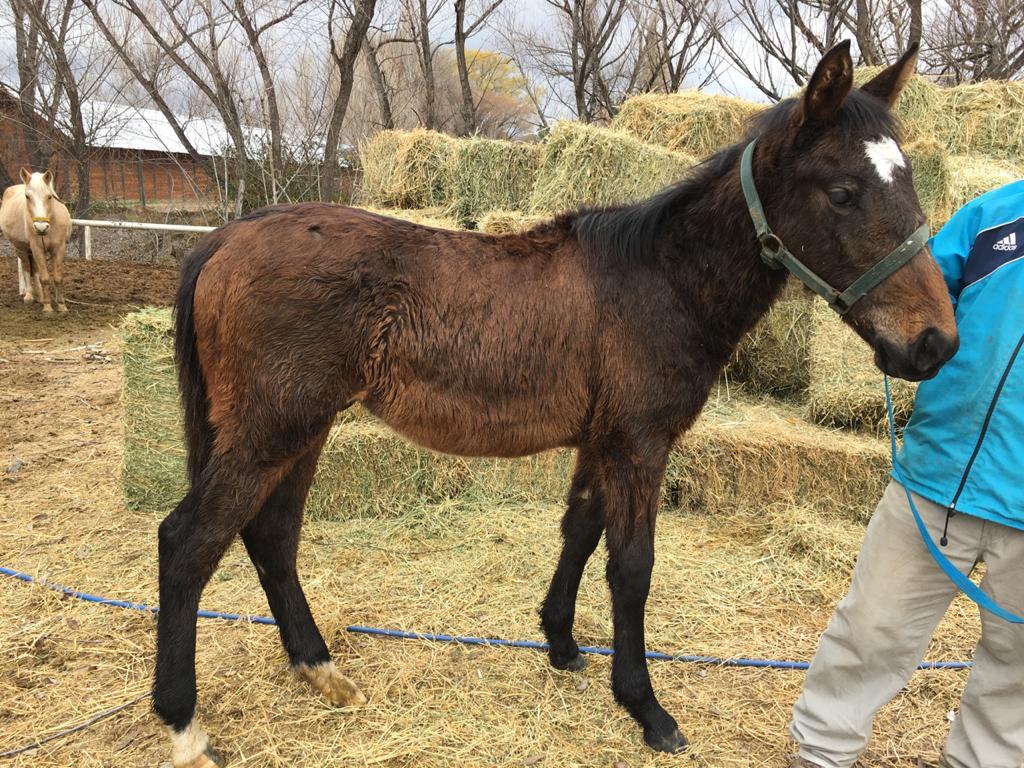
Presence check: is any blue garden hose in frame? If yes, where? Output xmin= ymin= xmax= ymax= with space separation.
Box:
xmin=0 ymin=564 xmax=972 ymax=670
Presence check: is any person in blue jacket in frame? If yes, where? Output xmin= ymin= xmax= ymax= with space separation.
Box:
xmin=789 ymin=180 xmax=1024 ymax=768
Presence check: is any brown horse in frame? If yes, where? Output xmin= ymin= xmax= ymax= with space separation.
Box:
xmin=0 ymin=168 xmax=71 ymax=313
xmin=157 ymin=42 xmax=958 ymax=766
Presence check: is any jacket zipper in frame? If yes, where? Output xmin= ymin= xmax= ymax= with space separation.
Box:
xmin=940 ymin=329 xmax=1024 ymax=546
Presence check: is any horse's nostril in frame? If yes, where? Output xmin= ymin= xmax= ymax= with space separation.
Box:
xmin=911 ymin=327 xmax=957 ymax=374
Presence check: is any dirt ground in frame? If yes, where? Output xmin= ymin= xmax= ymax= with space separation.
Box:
xmin=0 ymin=250 xmax=982 ymax=767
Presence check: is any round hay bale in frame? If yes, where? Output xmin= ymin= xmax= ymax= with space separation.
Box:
xmin=904 ymin=136 xmax=952 ymax=226
xmin=806 ymin=303 xmax=916 ymax=435
xmin=944 ymin=154 xmax=1024 ymax=222
xmin=611 ymin=91 xmax=764 ymax=157
xmin=446 ymin=138 xmax=539 ymax=228
xmin=528 ymin=121 xmax=697 ymax=214
xmin=357 ymin=129 xmax=455 ymax=209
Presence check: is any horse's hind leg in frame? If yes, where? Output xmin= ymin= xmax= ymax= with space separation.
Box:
xmin=540 ymin=447 xmax=604 ymax=671
xmin=27 ymin=238 xmax=53 ymax=312
xmin=154 ymin=453 xmax=291 ymax=768
xmin=241 ymin=428 xmax=366 ymax=707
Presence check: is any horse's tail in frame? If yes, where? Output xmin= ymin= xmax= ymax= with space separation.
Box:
xmin=174 ymin=231 xmax=223 ymax=488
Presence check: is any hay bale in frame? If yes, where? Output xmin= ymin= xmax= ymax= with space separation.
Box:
xmin=446 ymin=138 xmax=539 ymax=227
xmin=478 ymin=210 xmax=550 ymax=235
xmin=356 ymin=205 xmax=462 ymax=230
xmin=357 ymin=129 xmax=455 ymax=208
xmin=806 ymin=303 xmax=916 ymax=435
xmin=306 ymin=422 xmax=574 ymax=520
xmin=528 ymin=121 xmax=697 ymax=214
xmin=611 ymin=91 xmax=764 ymax=157
xmin=121 ymin=307 xmax=889 ymax=523
xmin=121 ymin=308 xmax=187 ymax=511
xmin=943 ymin=154 xmax=1023 ymax=221
xmin=853 ymin=68 xmax=944 ymax=141
xmin=669 ymin=392 xmax=890 ymax=524
xmin=726 ymin=280 xmax=815 ymax=396
xmin=905 ymin=136 xmax=952 ymax=226
xmin=940 ymin=80 xmax=1024 ymax=160
xmin=356 ymin=130 xmax=404 ymax=206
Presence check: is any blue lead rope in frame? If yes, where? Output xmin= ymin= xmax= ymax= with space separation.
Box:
xmin=884 ymin=376 xmax=1024 ymax=624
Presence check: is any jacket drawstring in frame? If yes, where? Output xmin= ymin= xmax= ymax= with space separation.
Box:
xmin=940 ymin=506 xmax=954 ymax=547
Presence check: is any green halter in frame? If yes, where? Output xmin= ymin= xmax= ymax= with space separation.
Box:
xmin=739 ymin=139 xmax=930 ymax=315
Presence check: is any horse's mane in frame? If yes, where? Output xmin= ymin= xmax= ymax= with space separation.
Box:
xmin=571 ymin=90 xmax=901 ymax=267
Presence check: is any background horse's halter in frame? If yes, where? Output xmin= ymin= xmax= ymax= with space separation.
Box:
xmin=740 ymin=139 xmax=930 ymax=315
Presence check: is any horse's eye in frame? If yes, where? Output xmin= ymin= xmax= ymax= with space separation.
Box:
xmin=828 ymin=187 xmax=853 ymax=207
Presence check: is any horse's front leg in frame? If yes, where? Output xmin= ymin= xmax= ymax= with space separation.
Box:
xmin=27 ymin=238 xmax=53 ymax=312
xmin=603 ymin=441 xmax=686 ymax=753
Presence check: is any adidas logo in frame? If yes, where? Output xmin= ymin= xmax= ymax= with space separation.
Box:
xmin=994 ymin=232 xmax=1018 ymax=251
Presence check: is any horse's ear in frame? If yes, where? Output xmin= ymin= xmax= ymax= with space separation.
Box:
xmin=42 ymin=169 xmax=53 ymax=187
xmin=861 ymin=42 xmax=919 ymax=108
xmin=19 ymin=167 xmax=30 ymax=185
xmin=800 ymin=40 xmax=853 ymax=125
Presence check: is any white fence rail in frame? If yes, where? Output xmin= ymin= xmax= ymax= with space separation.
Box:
xmin=70 ymin=218 xmax=218 ymax=262
xmin=17 ymin=218 xmax=219 ymax=294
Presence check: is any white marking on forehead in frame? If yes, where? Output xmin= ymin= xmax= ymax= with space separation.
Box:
xmin=864 ymin=137 xmax=905 ymax=184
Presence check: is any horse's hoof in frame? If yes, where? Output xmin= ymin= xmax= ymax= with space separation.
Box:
xmin=22 ymin=294 xmax=33 ymax=304
xmin=42 ymin=305 xmax=53 ymax=314
xmin=644 ymin=725 xmax=688 ymax=754
xmin=296 ymin=661 xmax=368 ymax=707
xmin=550 ymin=651 xmax=587 ymax=671
xmin=57 ymin=304 xmax=68 ymax=313
xmin=170 ymin=722 xmax=222 ymax=767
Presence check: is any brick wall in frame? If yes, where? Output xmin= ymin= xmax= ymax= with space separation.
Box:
xmin=0 ymin=94 xmax=214 ymax=205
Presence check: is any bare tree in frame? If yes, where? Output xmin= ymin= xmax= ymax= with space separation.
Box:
xmin=453 ymin=0 xmax=505 ymax=135
xmin=399 ymin=0 xmax=445 ymax=128
xmin=84 ymin=0 xmax=256 ymax=214
xmin=225 ymin=0 xmax=311 ymax=203
xmin=323 ymin=0 xmax=377 ymax=200
xmin=83 ymin=0 xmax=216 ymax=176
xmin=363 ymin=34 xmax=396 ymax=129
xmin=9 ymin=0 xmax=49 ymax=169
xmin=625 ymin=0 xmax=717 ymax=94
xmin=925 ymin=0 xmax=1024 ymax=82
xmin=24 ymin=0 xmax=94 ymax=215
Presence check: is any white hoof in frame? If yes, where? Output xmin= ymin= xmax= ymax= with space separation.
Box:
xmin=170 ymin=720 xmax=221 ymax=767
xmin=295 ymin=661 xmax=368 ymax=706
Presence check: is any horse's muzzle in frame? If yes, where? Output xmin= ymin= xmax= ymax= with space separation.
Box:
xmin=32 ymin=222 xmax=50 ymax=235
xmin=875 ymin=326 xmax=960 ymax=382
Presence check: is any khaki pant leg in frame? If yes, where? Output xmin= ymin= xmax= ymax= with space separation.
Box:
xmin=942 ymin=520 xmax=1024 ymax=768
xmin=791 ymin=481 xmax=984 ymax=768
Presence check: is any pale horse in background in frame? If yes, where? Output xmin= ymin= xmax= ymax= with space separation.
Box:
xmin=0 ymin=168 xmax=71 ymax=313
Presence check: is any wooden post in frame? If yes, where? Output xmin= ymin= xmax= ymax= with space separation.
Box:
xmin=17 ymin=257 xmax=25 ymax=295
xmin=136 ymin=154 xmax=146 ymax=208
xmin=84 ymin=225 xmax=92 ymax=260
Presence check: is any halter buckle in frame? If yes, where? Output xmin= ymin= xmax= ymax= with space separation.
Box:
xmin=758 ymin=233 xmax=786 ymax=268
